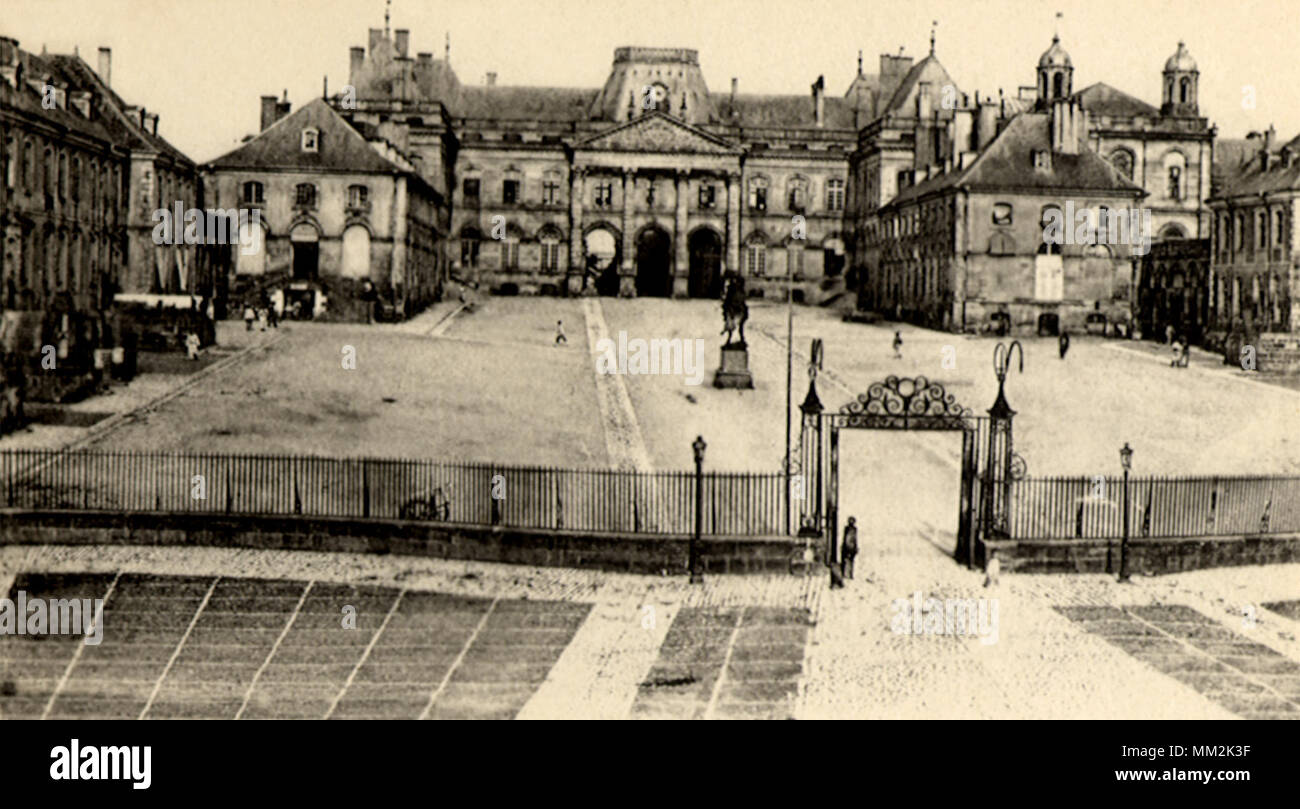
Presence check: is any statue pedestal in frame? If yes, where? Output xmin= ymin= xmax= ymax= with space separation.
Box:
xmin=713 ymin=344 xmax=754 ymax=389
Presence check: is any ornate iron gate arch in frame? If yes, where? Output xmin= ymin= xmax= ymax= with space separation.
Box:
xmin=794 ymin=343 xmax=1023 ymax=570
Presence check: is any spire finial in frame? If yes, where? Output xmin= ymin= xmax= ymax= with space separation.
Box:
xmin=1054 ymin=11 xmax=1063 ymax=41
xmin=445 ymin=31 xmax=450 ymax=63
xmin=930 ymin=21 xmax=937 ymax=55
xmin=857 ymin=49 xmax=863 ymax=74
xmin=384 ymin=0 xmax=392 ymax=36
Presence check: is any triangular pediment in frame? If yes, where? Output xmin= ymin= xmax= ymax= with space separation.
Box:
xmin=577 ymin=112 xmax=739 ymax=154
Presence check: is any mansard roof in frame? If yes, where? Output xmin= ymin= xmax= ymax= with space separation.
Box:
xmin=886 ymin=112 xmax=1145 ymax=207
xmin=458 ymin=86 xmax=599 ymax=122
xmin=1074 ymin=82 xmax=1160 ymax=118
xmin=206 ymin=97 xmax=412 ymax=174
xmin=709 ymin=93 xmax=857 ymax=129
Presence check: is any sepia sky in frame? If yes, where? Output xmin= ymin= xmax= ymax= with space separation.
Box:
xmin=5 ymin=0 xmax=1297 ymax=163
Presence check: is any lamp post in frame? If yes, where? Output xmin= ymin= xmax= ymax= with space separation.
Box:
xmin=691 ymin=435 xmax=706 ymax=584
xmin=1118 ymin=442 xmax=1133 ymax=582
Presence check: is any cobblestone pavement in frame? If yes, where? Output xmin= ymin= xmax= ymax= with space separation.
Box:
xmin=2 ymin=543 xmax=1297 ymax=719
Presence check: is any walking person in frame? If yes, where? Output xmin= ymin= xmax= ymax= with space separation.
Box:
xmin=1058 ymin=329 xmax=1070 ymax=360
xmin=555 ymin=319 xmax=567 ymax=346
xmin=243 ymin=302 xmax=255 ymax=331
xmin=892 ymin=330 xmax=903 ymax=359
xmin=1170 ymin=337 xmax=1183 ymax=367
xmin=841 ymin=516 xmax=859 ymax=580
xmin=185 ymin=331 xmax=200 ymax=361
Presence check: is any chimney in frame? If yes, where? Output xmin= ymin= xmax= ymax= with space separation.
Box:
xmin=275 ymin=90 xmax=292 ymax=123
xmin=730 ymin=77 xmax=738 ymax=102
xmin=394 ymin=29 xmax=410 ymax=58
xmin=486 ymin=71 xmax=497 ymax=86
xmin=812 ymin=75 xmax=825 ymax=127
xmin=144 ymin=112 xmax=159 ymax=136
xmin=417 ymin=52 xmax=432 ymax=67
xmin=349 ymin=46 xmax=365 ymax=77
xmin=368 ymin=28 xmax=385 ymax=57
xmin=1261 ymin=125 xmax=1276 ymax=170
xmin=1050 ymin=96 xmax=1083 ymax=155
xmin=976 ymin=99 xmax=999 ymax=150
xmin=96 ymin=46 xmax=111 ymax=87
xmin=260 ymin=95 xmax=278 ymax=131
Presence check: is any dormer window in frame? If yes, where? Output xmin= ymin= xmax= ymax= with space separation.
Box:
xmin=301 ymin=128 xmax=319 ymax=153
xmin=1032 ymin=150 xmax=1051 ymax=171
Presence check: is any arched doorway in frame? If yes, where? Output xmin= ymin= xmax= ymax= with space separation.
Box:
xmin=290 ymin=223 xmax=319 ymax=281
xmin=687 ymin=228 xmax=722 ymax=298
xmin=583 ymin=226 xmax=620 ymax=296
xmin=635 ymin=226 xmax=672 ymax=297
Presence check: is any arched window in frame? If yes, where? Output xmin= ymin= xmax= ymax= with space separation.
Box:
xmin=539 ymin=226 xmax=563 ymax=273
xmin=1163 ymin=151 xmax=1186 ymax=200
xmin=347 ymin=184 xmax=369 ymax=209
xmin=341 ymin=225 xmax=371 ymax=278
xmin=1275 ymin=210 xmax=1286 ymax=246
xmin=989 ymin=232 xmax=1016 ymax=255
xmin=786 ymin=243 xmax=804 ymax=277
xmin=294 ymin=183 xmax=317 ymax=209
xmin=1158 ymin=223 xmax=1187 ymax=241
xmin=1257 ymin=211 xmax=1268 ymax=248
xmin=237 ymin=221 xmax=266 ymax=276
xmin=1179 ymin=78 xmax=1190 ymax=104
xmin=1053 ymin=72 xmax=1064 ymax=98
xmin=745 ymin=232 xmax=767 ymax=276
xmin=1234 ymin=214 xmax=1244 ymax=250
xmin=787 ymin=176 xmax=808 ymax=211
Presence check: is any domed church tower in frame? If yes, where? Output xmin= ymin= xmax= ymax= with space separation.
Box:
xmin=1036 ymin=34 xmax=1073 ymax=108
xmin=1161 ymin=41 xmax=1199 ymax=116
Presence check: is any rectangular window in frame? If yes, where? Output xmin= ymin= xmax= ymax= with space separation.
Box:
xmin=749 ymin=186 xmax=767 ymax=211
xmin=698 ymin=184 xmax=716 ymax=209
xmin=543 ymin=181 xmax=560 ymax=206
xmin=1258 ymin=211 xmax=1268 ymax=248
xmin=826 ymin=179 xmax=845 ymax=211
xmin=347 ymin=185 xmax=368 ymax=208
xmin=242 ymin=181 xmax=264 ymax=204
xmin=462 ymin=238 xmax=480 ymax=269
xmin=746 ymin=245 xmax=766 ymax=276
xmin=295 ymin=184 xmax=317 ymax=208
xmin=502 ymin=180 xmax=519 ymax=205
xmin=594 ymin=183 xmax=613 ymax=207
xmin=463 ymin=178 xmax=480 ymax=200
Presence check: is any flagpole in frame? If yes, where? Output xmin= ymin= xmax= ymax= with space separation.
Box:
xmin=785 ymin=274 xmax=793 ymax=535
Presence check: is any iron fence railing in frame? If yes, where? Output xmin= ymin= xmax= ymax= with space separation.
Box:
xmin=0 ymin=449 xmax=787 ymax=536
xmin=1009 ymin=475 xmax=1300 ymax=540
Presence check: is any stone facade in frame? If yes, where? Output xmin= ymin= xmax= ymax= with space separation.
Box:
xmin=202 ymin=97 xmax=448 ymax=321
xmin=851 ymin=37 xmax=1215 ymax=335
xmin=0 ymin=37 xmax=199 ymax=317
xmin=332 ymin=26 xmax=859 ymax=301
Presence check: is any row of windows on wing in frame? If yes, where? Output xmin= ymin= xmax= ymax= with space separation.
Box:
xmin=239 ymin=181 xmax=370 ymax=210
xmin=3 ymin=134 xmax=126 ymax=212
xmin=458 ymin=176 xmax=847 ymax=212
xmin=1217 ymin=209 xmax=1289 ymax=254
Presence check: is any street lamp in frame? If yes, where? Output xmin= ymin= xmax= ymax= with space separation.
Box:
xmin=691 ymin=435 xmax=707 ymax=584
xmin=1118 ymin=442 xmax=1134 ymax=582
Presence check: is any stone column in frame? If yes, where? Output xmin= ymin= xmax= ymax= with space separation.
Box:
xmin=726 ymin=171 xmax=741 ymax=275
xmin=620 ymin=168 xmax=636 ymax=297
xmin=568 ymin=167 xmax=585 ymax=296
xmin=673 ymin=169 xmax=690 ymax=298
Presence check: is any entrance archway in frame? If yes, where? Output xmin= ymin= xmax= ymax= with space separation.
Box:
xmin=290 ymin=223 xmax=320 ymax=281
xmin=688 ymin=228 xmax=723 ymax=298
xmin=795 ymin=363 xmax=1022 ymax=570
xmin=635 ymin=226 xmax=672 ymax=297
xmin=583 ymin=226 xmax=620 ymax=296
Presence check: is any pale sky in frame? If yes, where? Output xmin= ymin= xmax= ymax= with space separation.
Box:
xmin=5 ymin=0 xmax=1297 ymax=163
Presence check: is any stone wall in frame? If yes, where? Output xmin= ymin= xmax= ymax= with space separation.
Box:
xmin=983 ymin=533 xmax=1300 ymax=574
xmin=1253 ymin=332 xmax=1300 ymax=374
xmin=0 ymin=509 xmax=805 ymax=575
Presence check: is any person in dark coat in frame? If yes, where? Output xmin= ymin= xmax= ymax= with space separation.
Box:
xmin=841 ymin=516 xmax=859 ymax=579
xmin=1058 ymin=330 xmax=1070 ymax=359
